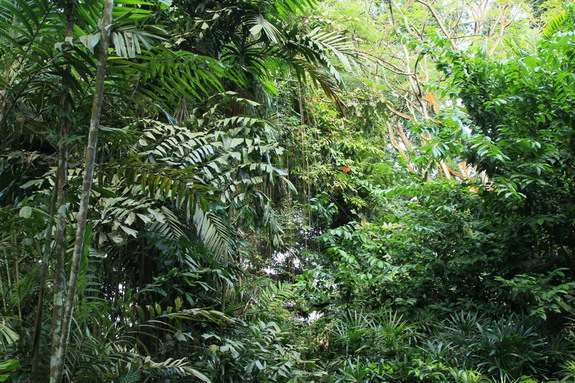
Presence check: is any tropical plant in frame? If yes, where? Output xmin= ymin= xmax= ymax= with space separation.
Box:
xmin=3 ymin=0 xmax=575 ymax=382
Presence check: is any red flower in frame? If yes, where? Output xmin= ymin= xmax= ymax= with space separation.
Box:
xmin=342 ymin=166 xmax=351 ymax=173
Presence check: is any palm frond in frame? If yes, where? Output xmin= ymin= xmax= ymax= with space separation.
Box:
xmin=191 ymin=205 xmax=232 ymax=259
xmin=110 ymin=25 xmax=166 ymax=58
xmin=255 ymin=280 xmax=296 ymax=311
xmin=249 ymin=14 xmax=285 ymax=44
xmin=0 ymin=318 xmax=19 ymax=346
xmin=102 ymin=159 xmax=232 ymax=258
xmin=273 ymin=0 xmax=317 ymax=18
xmin=137 ymin=48 xmax=225 ymax=106
xmin=306 ymin=27 xmax=357 ymax=71
xmin=268 ymin=26 xmax=360 ymax=110
xmin=287 ymin=56 xmax=347 ymax=110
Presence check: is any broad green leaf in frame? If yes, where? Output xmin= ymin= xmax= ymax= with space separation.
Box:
xmin=19 ymin=206 xmax=32 ymax=218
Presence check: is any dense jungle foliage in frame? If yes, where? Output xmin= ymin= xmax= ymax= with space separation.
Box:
xmin=1 ymin=0 xmax=575 ymax=382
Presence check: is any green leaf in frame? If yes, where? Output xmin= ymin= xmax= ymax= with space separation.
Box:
xmin=19 ymin=206 xmax=32 ymax=218
xmin=78 ymin=33 xmax=101 ymax=53
xmin=120 ymin=225 xmax=139 ymax=237
xmin=0 ymin=360 xmax=19 ymax=381
xmin=119 ymin=370 xmax=141 ymax=383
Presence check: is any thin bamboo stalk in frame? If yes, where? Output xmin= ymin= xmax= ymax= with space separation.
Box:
xmin=0 ymin=252 xmax=6 ymax=311
xmin=49 ymin=1 xmax=113 ymax=382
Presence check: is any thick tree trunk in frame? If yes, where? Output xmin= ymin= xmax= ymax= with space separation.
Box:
xmin=49 ymin=1 xmax=113 ymax=382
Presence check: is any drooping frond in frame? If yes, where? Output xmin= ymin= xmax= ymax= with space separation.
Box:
xmin=286 ymin=56 xmax=347 ymax=110
xmin=304 ymin=27 xmax=357 ymax=72
xmin=102 ymin=158 xmax=233 ymax=260
xmin=130 ymin=117 xmax=289 ymax=249
xmin=249 ymin=13 xmax=285 ymax=44
xmin=268 ymin=25 xmax=361 ymax=109
xmin=133 ymin=48 xmax=225 ymax=116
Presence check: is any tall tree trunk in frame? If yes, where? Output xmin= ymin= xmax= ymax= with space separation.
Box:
xmin=49 ymin=1 xmax=113 ymax=382
xmin=42 ymin=2 xmax=76 ymax=380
